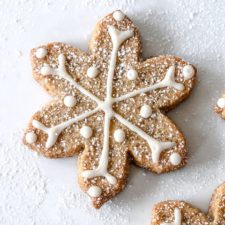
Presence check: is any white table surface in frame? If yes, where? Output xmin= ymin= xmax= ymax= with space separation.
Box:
xmin=0 ymin=0 xmax=225 ymax=224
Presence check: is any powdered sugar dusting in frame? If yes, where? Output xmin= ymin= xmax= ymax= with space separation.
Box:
xmin=0 ymin=131 xmax=47 ymax=224
xmin=1 ymin=0 xmax=225 ymax=224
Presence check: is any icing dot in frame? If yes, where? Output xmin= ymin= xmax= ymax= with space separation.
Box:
xmin=80 ymin=126 xmax=93 ymax=139
xmin=25 ymin=132 xmax=37 ymax=144
xmin=127 ymin=69 xmax=138 ymax=80
xmin=169 ymin=152 xmax=182 ymax=166
xmin=217 ymin=98 xmax=225 ymax=108
xmin=114 ymin=129 xmax=125 ymax=143
xmin=113 ymin=10 xmax=125 ymax=21
xmin=182 ymin=65 xmax=195 ymax=80
xmin=87 ymin=66 xmax=99 ymax=78
xmin=35 ymin=48 xmax=47 ymax=59
xmin=63 ymin=95 xmax=76 ymax=107
xmin=40 ymin=65 xmax=51 ymax=75
xmin=106 ymin=175 xmax=117 ymax=185
xmin=87 ymin=186 xmax=102 ymax=197
xmin=140 ymin=105 xmax=152 ymax=118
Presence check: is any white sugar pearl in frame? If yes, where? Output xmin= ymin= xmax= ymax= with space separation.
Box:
xmin=25 ymin=132 xmax=37 ymax=144
xmin=127 ymin=69 xmax=138 ymax=80
xmin=87 ymin=66 xmax=99 ymax=78
xmin=217 ymin=98 xmax=225 ymax=108
xmin=35 ymin=48 xmax=47 ymax=59
xmin=63 ymin=95 xmax=76 ymax=107
xmin=140 ymin=105 xmax=152 ymax=118
xmin=114 ymin=129 xmax=125 ymax=143
xmin=113 ymin=10 xmax=125 ymax=21
xmin=80 ymin=126 xmax=93 ymax=139
xmin=182 ymin=65 xmax=195 ymax=80
xmin=169 ymin=152 xmax=182 ymax=166
xmin=87 ymin=186 xmax=102 ymax=197
xmin=40 ymin=65 xmax=51 ymax=75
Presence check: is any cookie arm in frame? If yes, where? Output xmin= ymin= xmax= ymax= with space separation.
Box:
xmin=114 ymin=112 xmax=175 ymax=164
xmin=23 ymin=96 xmax=99 ymax=158
xmin=113 ymin=101 xmax=187 ymax=173
xmin=114 ymin=65 xmax=184 ymax=102
xmin=151 ymin=200 xmax=209 ymax=225
xmin=208 ymin=182 xmax=225 ymax=224
xmin=126 ymin=56 xmax=196 ymax=112
xmin=78 ymin=118 xmax=130 ymax=208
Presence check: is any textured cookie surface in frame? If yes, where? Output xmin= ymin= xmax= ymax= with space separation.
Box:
xmin=23 ymin=10 xmax=196 ymax=208
xmin=151 ymin=182 xmax=225 ymax=225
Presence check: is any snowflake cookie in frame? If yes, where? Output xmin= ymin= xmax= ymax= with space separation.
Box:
xmin=23 ymin=10 xmax=196 ymax=208
xmin=151 ymin=182 xmax=225 ymax=225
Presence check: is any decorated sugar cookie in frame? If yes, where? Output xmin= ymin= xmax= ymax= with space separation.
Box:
xmin=151 ymin=182 xmax=225 ymax=225
xmin=23 ymin=10 xmax=196 ymax=208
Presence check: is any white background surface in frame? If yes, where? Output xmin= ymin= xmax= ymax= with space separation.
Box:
xmin=1 ymin=0 xmax=225 ymax=224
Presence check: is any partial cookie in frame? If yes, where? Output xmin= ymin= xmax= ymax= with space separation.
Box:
xmin=151 ymin=182 xmax=225 ymax=225
xmin=215 ymin=93 xmax=225 ymax=119
xmin=23 ymin=10 xmax=196 ymax=208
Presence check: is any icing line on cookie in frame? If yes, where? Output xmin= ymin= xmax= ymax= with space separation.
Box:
xmin=41 ymin=54 xmax=101 ymax=104
xmin=114 ymin=113 xmax=175 ymax=163
xmin=160 ymin=208 xmax=182 ymax=225
xmin=32 ymin=108 xmax=99 ymax=148
xmin=115 ymin=66 xmax=184 ymax=102
xmin=82 ymin=26 xmax=134 ymax=184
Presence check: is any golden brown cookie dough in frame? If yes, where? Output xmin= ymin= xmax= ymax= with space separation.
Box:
xmin=23 ymin=10 xmax=196 ymax=208
xmin=151 ymin=182 xmax=225 ymax=225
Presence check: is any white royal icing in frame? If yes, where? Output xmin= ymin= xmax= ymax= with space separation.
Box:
xmin=80 ymin=125 xmax=93 ymax=139
xmin=127 ymin=69 xmax=138 ymax=80
xmin=140 ymin=105 xmax=152 ymax=118
xmin=115 ymin=65 xmax=184 ymax=103
xmin=25 ymin=132 xmax=37 ymax=144
xmin=33 ymin=24 xmax=185 ymax=186
xmin=87 ymin=66 xmax=99 ymax=78
xmin=32 ymin=108 xmax=98 ymax=148
xmin=63 ymin=95 xmax=76 ymax=107
xmin=217 ymin=97 xmax=225 ymax=108
xmin=87 ymin=186 xmax=102 ymax=197
xmin=41 ymin=64 xmax=51 ymax=75
xmin=160 ymin=208 xmax=182 ymax=225
xmin=169 ymin=152 xmax=182 ymax=166
xmin=114 ymin=113 xmax=175 ymax=164
xmin=114 ymin=129 xmax=125 ymax=143
xmin=35 ymin=48 xmax=47 ymax=59
xmin=113 ymin=10 xmax=125 ymax=21
xmin=82 ymin=26 xmax=134 ymax=185
xmin=182 ymin=65 xmax=194 ymax=80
